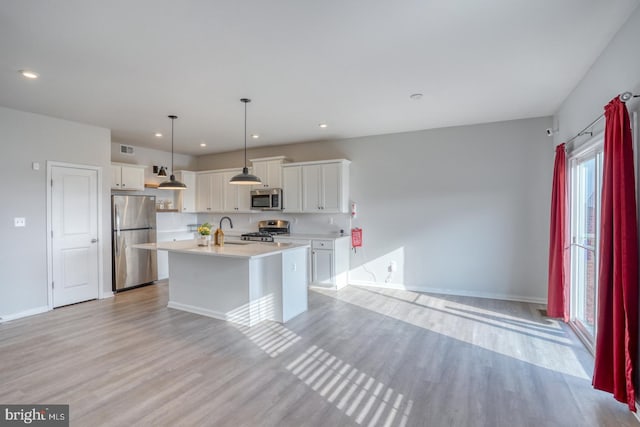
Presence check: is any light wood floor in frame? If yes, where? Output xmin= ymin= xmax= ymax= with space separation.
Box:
xmin=1 ymin=283 xmax=636 ymax=427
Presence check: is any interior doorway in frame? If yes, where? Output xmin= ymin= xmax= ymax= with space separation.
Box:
xmin=47 ymin=163 xmax=103 ymax=308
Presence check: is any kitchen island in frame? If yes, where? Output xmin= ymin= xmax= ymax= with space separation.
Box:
xmin=137 ymin=240 xmax=309 ymax=326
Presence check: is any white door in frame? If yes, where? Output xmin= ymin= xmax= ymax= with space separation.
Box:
xmin=51 ymin=166 xmax=100 ymax=307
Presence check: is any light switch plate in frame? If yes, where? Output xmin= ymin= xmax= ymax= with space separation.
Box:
xmin=14 ymin=217 xmax=26 ymax=227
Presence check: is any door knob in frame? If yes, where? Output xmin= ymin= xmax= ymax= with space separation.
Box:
xmin=91 ymin=238 xmax=98 ymax=243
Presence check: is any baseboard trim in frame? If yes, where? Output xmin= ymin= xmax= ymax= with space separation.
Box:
xmin=0 ymin=306 xmax=50 ymax=323
xmin=348 ymin=280 xmax=546 ymax=304
xmin=167 ymin=301 xmax=227 ymax=321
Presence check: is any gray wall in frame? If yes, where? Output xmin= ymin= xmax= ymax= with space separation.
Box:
xmin=111 ymin=142 xmax=197 ymax=185
xmin=0 ymin=106 xmax=112 ymax=319
xmin=554 ymin=7 xmax=640 ymax=144
xmin=199 ymin=117 xmax=554 ymax=302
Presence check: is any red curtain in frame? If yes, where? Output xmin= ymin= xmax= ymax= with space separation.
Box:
xmin=592 ymin=97 xmax=639 ymax=411
xmin=547 ymin=144 xmax=568 ymax=320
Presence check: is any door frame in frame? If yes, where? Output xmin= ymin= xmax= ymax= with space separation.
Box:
xmin=46 ymin=161 xmax=105 ymax=310
xmin=567 ymin=131 xmax=604 ymax=353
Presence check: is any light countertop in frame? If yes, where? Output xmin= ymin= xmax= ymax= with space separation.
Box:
xmin=274 ymin=233 xmax=349 ymax=241
xmin=221 ymin=230 xmax=349 ymax=241
xmin=134 ymin=240 xmax=310 ymax=259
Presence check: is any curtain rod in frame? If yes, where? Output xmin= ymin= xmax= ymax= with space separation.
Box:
xmin=564 ymin=91 xmax=638 ymax=146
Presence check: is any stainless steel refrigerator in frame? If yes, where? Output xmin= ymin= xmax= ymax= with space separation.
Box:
xmin=112 ymin=195 xmax=158 ymax=292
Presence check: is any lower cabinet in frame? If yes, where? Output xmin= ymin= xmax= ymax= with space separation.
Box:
xmin=311 ymin=238 xmax=349 ymax=288
xmin=311 ymin=246 xmax=334 ymax=285
xmin=275 ymin=236 xmax=350 ymax=289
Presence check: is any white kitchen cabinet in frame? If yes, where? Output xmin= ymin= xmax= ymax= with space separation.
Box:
xmin=312 ymin=246 xmax=333 ymax=285
xmin=250 ymin=156 xmax=289 ymax=189
xmin=310 ymin=237 xmax=350 ymax=289
xmin=283 ymin=159 xmax=350 ymax=213
xmin=174 ymin=171 xmax=196 ymax=212
xmin=282 ymin=166 xmax=303 ymax=212
xmin=196 ymin=172 xmax=224 ymax=212
xmin=111 ymin=163 xmax=145 ymax=191
xmin=222 ymin=170 xmax=253 ymax=212
xmin=275 ymin=235 xmax=350 ymax=289
xmin=196 ymin=169 xmax=253 ymax=213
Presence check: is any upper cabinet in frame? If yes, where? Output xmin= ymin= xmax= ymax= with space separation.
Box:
xmin=282 ymin=166 xmax=303 ymax=212
xmin=111 ymin=163 xmax=145 ymax=191
xmin=250 ymin=156 xmax=289 ymax=189
xmin=174 ymin=171 xmax=197 ymax=213
xmin=195 ymin=169 xmax=254 ymax=213
xmin=222 ymin=170 xmax=254 ymax=212
xmin=196 ymin=172 xmax=224 ymax=212
xmin=282 ymin=159 xmax=350 ymax=213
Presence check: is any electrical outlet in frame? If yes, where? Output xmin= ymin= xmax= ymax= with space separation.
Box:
xmin=292 ymin=263 xmax=297 ymax=272
xmin=328 ymin=217 xmax=334 ymax=225
xmin=14 ymin=217 xmax=26 ymax=227
xmin=388 ymin=261 xmax=397 ymax=273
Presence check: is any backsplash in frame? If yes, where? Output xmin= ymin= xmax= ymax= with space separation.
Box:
xmin=196 ymin=212 xmax=351 ymax=235
xmin=156 ymin=212 xmax=197 ymax=233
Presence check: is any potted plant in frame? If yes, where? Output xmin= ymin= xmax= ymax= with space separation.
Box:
xmin=197 ymin=223 xmax=212 ymax=246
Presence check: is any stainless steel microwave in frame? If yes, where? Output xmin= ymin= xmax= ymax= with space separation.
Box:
xmin=251 ymin=188 xmax=283 ymax=210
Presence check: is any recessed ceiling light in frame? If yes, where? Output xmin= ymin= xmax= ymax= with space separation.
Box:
xmin=251 ymin=134 xmax=259 ymax=139
xmin=200 ymin=143 xmax=207 ymax=147
xmin=19 ymin=70 xmax=39 ymax=79
xmin=410 ymin=93 xmax=423 ymax=100
xmin=154 ymin=132 xmax=163 ymax=137
xmin=319 ymin=123 xmax=328 ymax=128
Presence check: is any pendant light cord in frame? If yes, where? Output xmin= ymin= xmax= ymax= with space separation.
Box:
xmin=171 ymin=117 xmax=175 ymax=175
xmin=244 ymin=100 xmax=247 ymax=169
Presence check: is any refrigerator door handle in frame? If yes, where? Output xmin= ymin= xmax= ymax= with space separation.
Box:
xmin=115 ymin=206 xmax=120 ymax=234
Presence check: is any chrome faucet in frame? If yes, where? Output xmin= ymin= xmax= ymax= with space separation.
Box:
xmin=219 ymin=216 xmax=233 ymax=230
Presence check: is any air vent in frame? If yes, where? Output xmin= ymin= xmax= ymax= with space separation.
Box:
xmin=120 ymin=144 xmax=135 ymax=155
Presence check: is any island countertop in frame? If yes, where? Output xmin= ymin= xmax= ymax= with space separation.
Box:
xmin=134 ymin=240 xmax=310 ymax=260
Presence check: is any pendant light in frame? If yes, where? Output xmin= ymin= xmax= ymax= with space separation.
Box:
xmin=229 ymin=98 xmax=262 ymax=185
xmin=158 ymin=115 xmax=187 ymax=190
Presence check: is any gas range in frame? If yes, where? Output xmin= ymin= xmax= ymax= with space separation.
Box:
xmin=240 ymin=220 xmax=290 ymax=242
xmin=241 ymin=231 xmax=276 ymax=242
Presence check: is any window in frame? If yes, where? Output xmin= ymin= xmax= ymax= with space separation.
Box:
xmin=568 ymin=139 xmax=603 ymax=350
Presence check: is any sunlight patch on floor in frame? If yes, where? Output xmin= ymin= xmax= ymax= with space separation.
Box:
xmin=287 ymin=345 xmax=413 ymax=426
xmin=315 ymin=286 xmax=590 ymax=380
xmin=235 ymin=321 xmax=301 ymax=358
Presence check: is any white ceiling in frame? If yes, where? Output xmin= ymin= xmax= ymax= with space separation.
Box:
xmin=0 ymin=1 xmax=638 ymax=155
